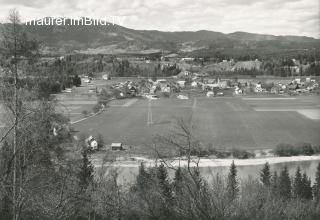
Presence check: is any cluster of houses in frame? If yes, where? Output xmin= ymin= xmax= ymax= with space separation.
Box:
xmin=269 ymin=78 xmax=319 ymax=95
xmin=107 ymin=81 xmax=139 ymax=98
xmin=111 ymin=77 xmax=319 ymax=100
xmin=230 ymin=77 xmax=319 ymax=95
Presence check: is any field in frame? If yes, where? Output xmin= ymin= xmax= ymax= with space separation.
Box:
xmin=1 ymin=79 xmax=319 ymax=154
xmin=72 ymin=94 xmax=320 ymax=153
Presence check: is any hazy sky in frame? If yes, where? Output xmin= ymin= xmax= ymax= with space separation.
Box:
xmin=0 ymin=0 xmax=319 ymax=38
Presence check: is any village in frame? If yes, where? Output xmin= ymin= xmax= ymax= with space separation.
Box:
xmin=75 ymin=70 xmax=320 ymax=153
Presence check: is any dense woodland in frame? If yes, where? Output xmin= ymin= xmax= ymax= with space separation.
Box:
xmin=1 ymin=10 xmax=320 ymax=220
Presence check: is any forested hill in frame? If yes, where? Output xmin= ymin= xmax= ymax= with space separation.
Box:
xmin=0 ymin=18 xmax=319 ymax=56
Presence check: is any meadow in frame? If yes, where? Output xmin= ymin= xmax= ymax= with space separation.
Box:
xmin=72 ymin=95 xmax=320 ymax=153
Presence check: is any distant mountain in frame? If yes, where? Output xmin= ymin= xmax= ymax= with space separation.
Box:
xmin=0 ymin=18 xmax=319 ymax=55
xmin=227 ymin=31 xmax=317 ymax=43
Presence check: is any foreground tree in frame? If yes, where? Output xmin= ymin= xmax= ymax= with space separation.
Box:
xmin=279 ymin=166 xmax=291 ymax=199
xmin=227 ymin=160 xmax=239 ymax=200
xmin=301 ymin=172 xmax=312 ymax=200
xmin=78 ymin=149 xmax=94 ymax=189
xmin=293 ymin=166 xmax=303 ymax=198
xmin=271 ymin=171 xmax=279 ymax=195
xmin=0 ymin=9 xmax=39 ymax=220
xmin=157 ymin=163 xmax=173 ymax=201
xmin=156 ymin=163 xmax=174 ymax=218
xmin=313 ymin=162 xmax=320 ymax=202
xmin=260 ymin=162 xmax=271 ymax=187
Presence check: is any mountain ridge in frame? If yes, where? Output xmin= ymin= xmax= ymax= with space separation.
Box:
xmin=0 ymin=18 xmax=319 ymax=55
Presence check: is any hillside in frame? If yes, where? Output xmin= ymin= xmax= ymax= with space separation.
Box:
xmin=0 ymin=18 xmax=319 ymax=55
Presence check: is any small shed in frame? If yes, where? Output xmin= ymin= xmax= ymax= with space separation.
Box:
xmin=111 ymin=143 xmax=123 ymax=151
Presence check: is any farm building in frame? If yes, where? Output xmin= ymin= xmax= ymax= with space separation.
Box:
xmin=111 ymin=143 xmax=123 ymax=151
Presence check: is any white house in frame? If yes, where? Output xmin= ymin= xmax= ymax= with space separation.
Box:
xmin=102 ymin=74 xmax=110 ymax=80
xmin=206 ymin=91 xmax=214 ymax=97
xmin=85 ymin=136 xmax=98 ymax=150
xmin=177 ymin=80 xmax=186 ymax=88
xmin=255 ymin=83 xmax=263 ymax=93
xmin=191 ymin=81 xmax=198 ymax=87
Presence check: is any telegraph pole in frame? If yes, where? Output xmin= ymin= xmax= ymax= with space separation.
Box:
xmin=147 ymin=100 xmax=153 ymax=125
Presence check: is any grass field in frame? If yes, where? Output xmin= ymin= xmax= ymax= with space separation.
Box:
xmin=72 ymin=95 xmax=320 ymax=152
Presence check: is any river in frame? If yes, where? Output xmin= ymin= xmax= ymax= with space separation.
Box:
xmin=99 ymin=159 xmax=320 ymax=185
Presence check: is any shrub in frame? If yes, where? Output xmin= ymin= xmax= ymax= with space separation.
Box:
xmin=81 ymin=110 xmax=89 ymax=116
xmin=231 ymin=149 xmax=255 ymax=159
xmin=313 ymin=145 xmax=320 ymax=154
xmin=274 ymin=143 xmax=316 ymax=157
xmin=274 ymin=143 xmax=299 ymax=156
xmin=215 ymin=151 xmax=232 ymax=158
xmin=299 ymin=142 xmax=314 ymax=155
xmin=97 ymin=133 xmax=105 ymax=149
xmin=92 ymin=103 xmax=102 ymax=113
xmin=162 ymin=92 xmax=170 ymax=98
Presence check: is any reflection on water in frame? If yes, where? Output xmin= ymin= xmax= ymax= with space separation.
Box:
xmin=104 ymin=160 xmax=320 ymax=185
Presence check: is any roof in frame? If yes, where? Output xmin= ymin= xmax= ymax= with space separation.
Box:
xmin=111 ymin=143 xmax=122 ymax=147
xmin=165 ymin=53 xmax=179 ymax=58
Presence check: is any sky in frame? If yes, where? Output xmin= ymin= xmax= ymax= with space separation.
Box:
xmin=0 ymin=0 xmax=319 ymax=38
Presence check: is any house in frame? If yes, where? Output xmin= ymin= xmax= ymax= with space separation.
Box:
xmin=294 ymin=78 xmax=301 ymax=84
xmin=85 ymin=136 xmax=98 ymax=150
xmin=177 ymin=71 xmax=191 ymax=77
xmin=111 ymin=143 xmax=123 ymax=151
xmin=156 ymin=79 xmax=167 ymax=84
xmin=163 ymin=53 xmax=179 ymax=61
xmin=234 ymin=86 xmax=243 ymax=95
xmin=161 ymin=85 xmax=171 ymax=93
xmin=177 ymin=80 xmax=186 ymax=88
xmin=271 ymin=86 xmax=280 ymax=94
xmin=206 ymin=91 xmax=214 ymax=97
xmin=191 ymin=81 xmax=198 ymax=87
xmin=88 ymin=88 xmax=96 ymax=93
xmin=205 ymin=83 xmax=219 ymax=90
xmin=255 ymin=82 xmax=263 ymax=93
xmin=177 ymin=94 xmax=189 ymax=99
xmin=65 ymin=88 xmax=72 ymax=93
xmin=102 ymin=74 xmax=110 ymax=80
xmin=218 ymin=81 xmax=228 ymax=89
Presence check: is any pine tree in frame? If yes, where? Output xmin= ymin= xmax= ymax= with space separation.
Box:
xmin=313 ymin=162 xmax=320 ymax=202
xmin=136 ymin=162 xmax=150 ymax=190
xmin=301 ymin=172 xmax=312 ymax=200
xmin=157 ymin=163 xmax=172 ymax=201
xmin=293 ymin=166 xmax=303 ymax=198
xmin=271 ymin=171 xmax=279 ymax=194
xmin=227 ymin=161 xmax=239 ymax=200
xmin=97 ymin=133 xmax=105 ymax=149
xmin=78 ymin=149 xmax=94 ymax=189
xmin=260 ymin=162 xmax=271 ymax=186
xmin=173 ymin=167 xmax=183 ymax=192
xmin=174 ymin=167 xmax=183 ymax=183
xmin=278 ymin=166 xmax=291 ymax=199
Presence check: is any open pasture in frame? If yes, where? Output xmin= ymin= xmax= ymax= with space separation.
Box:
xmin=72 ymin=95 xmax=320 ymax=152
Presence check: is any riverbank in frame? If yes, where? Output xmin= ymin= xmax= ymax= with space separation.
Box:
xmin=92 ymin=154 xmax=320 ymax=168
